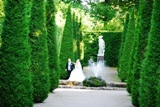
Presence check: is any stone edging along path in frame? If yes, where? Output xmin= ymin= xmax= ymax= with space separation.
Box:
xmin=59 ymin=80 xmax=126 ymax=90
xmin=58 ymin=85 xmax=126 ymax=90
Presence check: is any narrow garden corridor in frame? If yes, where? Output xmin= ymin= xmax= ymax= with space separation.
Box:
xmin=34 ymin=67 xmax=133 ymax=107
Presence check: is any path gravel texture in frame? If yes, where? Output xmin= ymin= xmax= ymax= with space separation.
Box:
xmin=34 ymin=67 xmax=133 ymax=107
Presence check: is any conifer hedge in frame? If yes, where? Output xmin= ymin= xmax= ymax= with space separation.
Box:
xmin=29 ymin=0 xmax=50 ymax=102
xmin=59 ymin=4 xmax=74 ymax=79
xmin=118 ymin=13 xmax=129 ymax=80
xmin=73 ymin=14 xmax=79 ymax=60
xmin=46 ymin=0 xmax=60 ymax=91
xmin=83 ymin=33 xmax=98 ymax=66
xmin=139 ymin=0 xmax=160 ymax=106
xmin=0 ymin=0 xmax=33 ymax=106
xmin=126 ymin=8 xmax=136 ymax=94
xmin=131 ymin=0 xmax=153 ymax=106
xmin=118 ymin=8 xmax=135 ymax=82
xmin=102 ymin=32 xmax=122 ymax=67
xmin=82 ymin=32 xmax=121 ymax=67
xmin=0 ymin=0 xmax=4 ymax=35
xmin=73 ymin=14 xmax=82 ymax=60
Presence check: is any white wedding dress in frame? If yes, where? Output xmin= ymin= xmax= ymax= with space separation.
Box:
xmin=68 ymin=60 xmax=85 ymax=82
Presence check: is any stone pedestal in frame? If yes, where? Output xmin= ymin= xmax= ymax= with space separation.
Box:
xmin=97 ymin=55 xmax=104 ymax=62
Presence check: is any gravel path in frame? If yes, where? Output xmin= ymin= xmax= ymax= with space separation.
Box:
xmin=34 ymin=67 xmax=133 ymax=107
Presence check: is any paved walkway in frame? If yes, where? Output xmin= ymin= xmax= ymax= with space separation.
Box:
xmin=34 ymin=67 xmax=133 ymax=107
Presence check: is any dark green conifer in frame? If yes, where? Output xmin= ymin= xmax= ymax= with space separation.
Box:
xmin=119 ymin=8 xmax=135 ymax=82
xmin=118 ymin=13 xmax=129 ymax=81
xmin=29 ymin=0 xmax=50 ymax=102
xmin=139 ymin=0 xmax=160 ymax=106
xmin=0 ymin=0 xmax=33 ymax=106
xmin=59 ymin=4 xmax=74 ymax=79
xmin=73 ymin=13 xmax=82 ymax=60
xmin=131 ymin=0 xmax=153 ymax=106
xmin=46 ymin=0 xmax=60 ymax=92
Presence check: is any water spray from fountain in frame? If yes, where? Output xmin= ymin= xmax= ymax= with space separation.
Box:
xmin=87 ymin=35 xmax=106 ymax=77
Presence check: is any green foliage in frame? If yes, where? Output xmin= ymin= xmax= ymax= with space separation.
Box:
xmin=82 ymin=33 xmax=98 ymax=66
xmin=89 ymin=3 xmax=116 ymax=22
xmin=102 ymin=32 xmax=122 ymax=67
xmin=0 ymin=0 xmax=33 ymax=106
xmin=118 ymin=8 xmax=135 ymax=82
xmin=131 ymin=0 xmax=153 ymax=106
xmin=59 ymin=4 xmax=74 ymax=79
xmin=29 ymin=0 xmax=50 ymax=103
xmin=46 ymin=0 xmax=60 ymax=92
xmin=126 ymin=8 xmax=137 ymax=94
xmin=139 ymin=0 xmax=160 ymax=106
xmin=73 ymin=13 xmax=82 ymax=60
xmin=0 ymin=0 xmax=4 ymax=36
xmin=83 ymin=76 xmax=106 ymax=87
xmin=118 ymin=13 xmax=129 ymax=80
xmin=126 ymin=35 xmax=136 ymax=94
xmin=82 ymin=32 xmax=121 ymax=67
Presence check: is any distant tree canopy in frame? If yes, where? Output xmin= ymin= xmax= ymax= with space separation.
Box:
xmin=88 ymin=3 xmax=116 ymax=22
xmin=104 ymin=0 xmax=139 ymax=10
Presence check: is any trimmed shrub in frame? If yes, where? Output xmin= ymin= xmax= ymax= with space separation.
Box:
xmin=46 ymin=0 xmax=60 ymax=92
xmin=82 ymin=33 xmax=99 ymax=66
xmin=126 ymin=8 xmax=136 ymax=93
xmin=83 ymin=76 xmax=106 ymax=87
xmin=29 ymin=0 xmax=50 ymax=103
xmin=139 ymin=0 xmax=160 ymax=106
xmin=102 ymin=32 xmax=122 ymax=67
xmin=118 ymin=13 xmax=129 ymax=80
xmin=73 ymin=13 xmax=82 ymax=60
xmin=0 ymin=0 xmax=33 ymax=106
xmin=0 ymin=0 xmax=4 ymax=35
xmin=59 ymin=4 xmax=74 ymax=79
xmin=131 ymin=0 xmax=153 ymax=106
xmin=118 ymin=8 xmax=135 ymax=82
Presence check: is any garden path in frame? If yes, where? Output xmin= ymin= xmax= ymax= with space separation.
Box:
xmin=34 ymin=67 xmax=133 ymax=107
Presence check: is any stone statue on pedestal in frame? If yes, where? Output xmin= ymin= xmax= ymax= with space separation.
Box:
xmin=98 ymin=36 xmax=105 ymax=56
xmin=97 ymin=36 xmax=105 ymax=62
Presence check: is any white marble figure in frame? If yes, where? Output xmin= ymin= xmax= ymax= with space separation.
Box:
xmin=98 ymin=36 xmax=105 ymax=56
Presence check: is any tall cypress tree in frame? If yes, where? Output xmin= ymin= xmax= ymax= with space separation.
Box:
xmin=131 ymin=0 xmax=153 ymax=106
xmin=59 ymin=4 xmax=74 ymax=79
xmin=0 ymin=0 xmax=33 ymax=106
xmin=118 ymin=13 xmax=129 ymax=81
xmin=29 ymin=0 xmax=50 ymax=102
xmin=126 ymin=8 xmax=136 ymax=93
xmin=73 ymin=12 xmax=78 ymax=60
xmin=139 ymin=0 xmax=160 ymax=106
xmin=78 ymin=17 xmax=83 ymax=60
xmin=0 ymin=0 xmax=4 ymax=35
xmin=119 ymin=8 xmax=135 ymax=82
xmin=73 ymin=13 xmax=82 ymax=60
xmin=46 ymin=0 xmax=60 ymax=91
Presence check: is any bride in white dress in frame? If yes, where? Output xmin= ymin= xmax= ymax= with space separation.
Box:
xmin=68 ymin=59 xmax=85 ymax=82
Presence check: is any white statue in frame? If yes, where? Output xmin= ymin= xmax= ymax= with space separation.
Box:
xmin=98 ymin=36 xmax=105 ymax=56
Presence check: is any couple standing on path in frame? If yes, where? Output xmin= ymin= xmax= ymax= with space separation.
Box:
xmin=65 ymin=58 xmax=85 ymax=82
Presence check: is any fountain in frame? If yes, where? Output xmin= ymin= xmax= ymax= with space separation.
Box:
xmin=83 ymin=35 xmax=107 ymax=87
xmin=88 ymin=35 xmax=106 ymax=77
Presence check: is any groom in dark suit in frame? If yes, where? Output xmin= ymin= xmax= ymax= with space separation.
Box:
xmin=65 ymin=58 xmax=75 ymax=79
